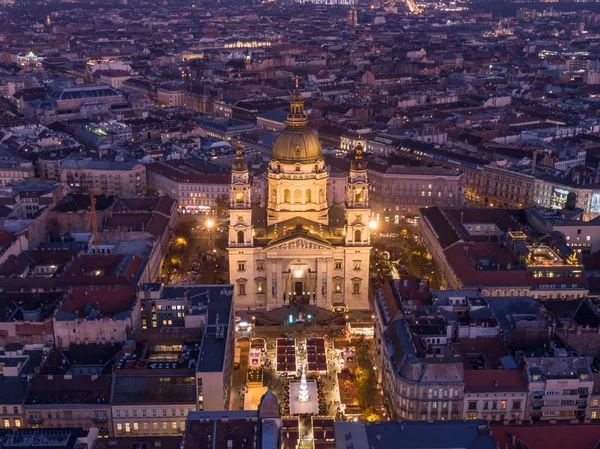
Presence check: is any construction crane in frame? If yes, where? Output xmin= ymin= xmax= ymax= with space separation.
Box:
xmin=87 ymin=192 xmax=100 ymax=254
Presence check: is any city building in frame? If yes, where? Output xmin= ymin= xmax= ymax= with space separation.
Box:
xmin=146 ymin=160 xmax=229 ymax=214
xmin=59 ymin=157 xmax=146 ymax=196
xmin=110 ymin=284 xmax=234 ymax=437
xmin=463 ymin=370 xmax=528 ymax=421
xmin=369 ymin=166 xmax=466 ymax=223
xmin=373 ymin=286 xmax=464 ymax=420
xmin=524 ymin=357 xmax=594 ymax=421
xmin=24 ymin=375 xmax=112 ymax=436
xmin=0 ymin=428 xmax=99 ymax=449
xmin=333 ymin=420 xmax=497 ymax=449
xmin=228 ymin=90 xmax=372 ymax=311
xmin=0 ymin=146 xmax=35 ymax=186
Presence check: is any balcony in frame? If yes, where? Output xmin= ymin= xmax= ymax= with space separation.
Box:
xmin=93 ymin=415 xmax=108 ymax=423
xmin=28 ymin=416 xmax=43 ymax=425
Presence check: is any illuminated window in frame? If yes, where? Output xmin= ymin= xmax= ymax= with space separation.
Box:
xmin=125 ymin=423 xmax=131 ymax=433
xmin=3 ymin=419 xmax=9 ymax=428
xmin=284 ymin=189 xmax=290 ymax=203
xmin=116 ymin=423 xmax=122 ymax=431
xmin=172 ymin=422 xmax=177 ymax=429
xmin=355 ymin=188 xmax=363 ymax=202
xmin=500 ymin=401 xmax=507 ymax=410
xmin=14 ymin=420 xmax=20 ymax=428
xmin=133 ymin=422 xmax=139 ymax=431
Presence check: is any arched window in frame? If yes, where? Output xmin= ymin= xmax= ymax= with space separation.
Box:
xmin=355 ymin=188 xmax=363 ymax=203
xmin=284 ymin=189 xmax=290 ymax=203
xmin=306 ymin=189 xmax=312 ymax=203
xmin=354 ymin=230 xmax=362 ymax=242
xmin=237 ymin=231 xmax=245 ymax=244
xmin=294 ymin=189 xmax=302 ymax=203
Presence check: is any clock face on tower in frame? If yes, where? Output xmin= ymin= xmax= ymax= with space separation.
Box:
xmin=355 ymin=214 xmax=362 ymax=222
xmin=238 ymin=215 xmax=244 ymax=223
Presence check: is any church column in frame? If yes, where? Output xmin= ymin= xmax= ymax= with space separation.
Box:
xmin=267 ymin=258 xmax=275 ymax=309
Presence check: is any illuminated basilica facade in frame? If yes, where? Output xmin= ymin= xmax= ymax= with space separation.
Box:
xmin=227 ymin=90 xmax=371 ymax=311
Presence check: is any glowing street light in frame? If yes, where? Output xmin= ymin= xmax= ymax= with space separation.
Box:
xmin=206 ymin=219 xmax=214 ymax=229
xmin=369 ymin=220 xmax=378 ymax=230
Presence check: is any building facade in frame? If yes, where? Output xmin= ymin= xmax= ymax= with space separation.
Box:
xmin=228 ymin=91 xmax=372 ymax=311
xmin=146 ymin=161 xmax=229 ymax=214
xmin=524 ymin=357 xmax=594 ymax=421
xmin=369 ymin=166 xmax=466 ymax=223
xmin=60 ymin=157 xmax=146 ymax=196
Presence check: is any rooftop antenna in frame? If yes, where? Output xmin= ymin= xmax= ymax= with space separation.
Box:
xmin=87 ymin=192 xmax=100 ymax=254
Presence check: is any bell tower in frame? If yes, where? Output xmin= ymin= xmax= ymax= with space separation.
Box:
xmin=345 ymin=144 xmax=370 ymax=246
xmin=228 ymin=147 xmax=253 ymax=248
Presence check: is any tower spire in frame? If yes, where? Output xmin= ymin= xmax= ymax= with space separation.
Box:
xmin=351 ymin=143 xmax=366 ymax=170
xmin=233 ymin=139 xmax=247 ymax=172
xmin=287 ymin=76 xmax=307 ymax=128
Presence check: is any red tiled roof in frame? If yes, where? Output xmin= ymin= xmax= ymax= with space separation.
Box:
xmin=445 ymin=244 xmax=530 ymax=288
xmin=62 ymin=285 xmax=136 ymax=316
xmin=464 ymin=370 xmax=527 ymax=392
xmin=59 ymin=254 xmax=142 ymax=286
xmin=593 ymin=373 xmax=600 ymax=395
xmin=491 ymin=423 xmax=600 ymax=449
xmin=0 ymin=229 xmax=17 ymax=246
xmin=148 ymin=161 xmax=230 ymax=184
xmin=451 ymin=336 xmax=509 ymax=369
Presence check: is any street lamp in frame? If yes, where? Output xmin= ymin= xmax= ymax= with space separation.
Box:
xmin=206 ymin=219 xmax=214 ymax=246
xmin=369 ymin=220 xmax=378 ymax=230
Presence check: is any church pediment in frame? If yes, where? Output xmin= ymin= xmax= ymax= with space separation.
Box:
xmin=268 ymin=237 xmax=331 ymax=251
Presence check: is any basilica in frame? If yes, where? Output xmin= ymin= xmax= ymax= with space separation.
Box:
xmin=227 ymin=88 xmax=371 ymax=311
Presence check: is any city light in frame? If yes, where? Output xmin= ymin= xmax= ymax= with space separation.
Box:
xmin=369 ymin=220 xmax=378 ymax=230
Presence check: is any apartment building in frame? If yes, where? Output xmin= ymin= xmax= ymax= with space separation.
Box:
xmin=524 ymin=357 xmax=594 ymax=421
xmin=146 ymin=160 xmax=229 ymax=214
xmin=369 ymin=166 xmax=466 ymax=223
xmin=24 ymin=375 xmax=112 ymax=436
xmin=463 ymin=370 xmax=528 ymax=421
xmin=60 ymin=157 xmax=146 ymax=196
xmin=373 ymin=288 xmax=464 ymax=420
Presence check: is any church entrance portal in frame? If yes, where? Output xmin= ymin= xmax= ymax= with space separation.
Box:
xmin=294 ymin=281 xmax=303 ymax=297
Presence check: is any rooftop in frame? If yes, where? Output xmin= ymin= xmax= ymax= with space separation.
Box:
xmin=334 ymin=420 xmax=497 ymax=449
xmin=25 ymin=375 xmax=112 ymax=405
xmin=112 ymin=375 xmax=196 ymax=405
xmin=0 ymin=428 xmax=91 ymax=449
